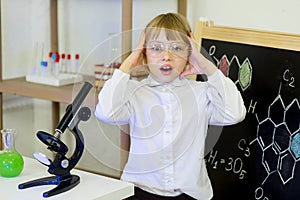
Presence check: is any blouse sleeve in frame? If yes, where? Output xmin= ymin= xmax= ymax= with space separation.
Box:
xmin=206 ymin=70 xmax=247 ymax=126
xmin=95 ymin=69 xmax=132 ymax=125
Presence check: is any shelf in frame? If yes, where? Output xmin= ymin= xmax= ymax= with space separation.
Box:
xmin=0 ymin=77 xmax=98 ymax=105
xmin=0 ymin=77 xmax=74 ymax=103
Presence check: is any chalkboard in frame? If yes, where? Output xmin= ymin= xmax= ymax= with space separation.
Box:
xmin=194 ymin=21 xmax=300 ymax=200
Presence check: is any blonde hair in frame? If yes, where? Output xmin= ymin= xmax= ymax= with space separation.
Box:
xmin=145 ymin=13 xmax=191 ymax=44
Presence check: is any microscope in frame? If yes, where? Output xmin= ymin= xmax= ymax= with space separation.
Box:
xmin=18 ymin=81 xmax=93 ymax=198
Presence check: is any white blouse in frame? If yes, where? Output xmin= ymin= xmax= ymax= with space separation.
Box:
xmin=95 ymin=69 xmax=246 ymax=200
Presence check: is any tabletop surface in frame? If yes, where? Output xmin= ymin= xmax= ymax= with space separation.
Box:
xmin=0 ymin=157 xmax=134 ymax=200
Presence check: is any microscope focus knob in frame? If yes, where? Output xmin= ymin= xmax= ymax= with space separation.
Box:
xmin=61 ymin=159 xmax=69 ymax=168
xmin=78 ymin=107 xmax=91 ymax=121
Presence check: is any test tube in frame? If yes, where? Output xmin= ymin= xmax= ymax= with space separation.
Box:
xmin=54 ymin=53 xmax=60 ymax=76
xmin=61 ymin=53 xmax=66 ymax=73
xmin=75 ymin=54 xmax=79 ymax=73
xmin=67 ymin=54 xmax=71 ymax=73
xmin=49 ymin=52 xmax=54 ymax=76
xmin=40 ymin=61 xmax=48 ymax=76
xmin=31 ymin=42 xmax=38 ymax=75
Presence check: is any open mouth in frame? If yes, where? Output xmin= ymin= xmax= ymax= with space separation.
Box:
xmin=160 ymin=65 xmax=173 ymax=72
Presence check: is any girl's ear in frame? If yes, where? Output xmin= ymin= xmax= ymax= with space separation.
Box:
xmin=189 ymin=32 xmax=195 ymax=39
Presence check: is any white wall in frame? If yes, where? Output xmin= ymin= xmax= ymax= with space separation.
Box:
xmin=1 ymin=0 xmax=300 ymax=178
xmin=188 ymin=0 xmax=300 ymax=34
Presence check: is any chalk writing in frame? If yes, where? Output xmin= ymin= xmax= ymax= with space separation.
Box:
xmin=206 ymin=139 xmax=249 ymax=180
xmin=283 ymin=69 xmax=295 ymax=88
xmin=238 ymin=139 xmax=251 ymax=157
xmin=208 ymin=45 xmax=253 ymax=92
xmin=255 ymin=187 xmax=270 ymax=200
xmin=248 ymin=99 xmax=257 ymax=114
xmin=250 ymin=80 xmax=300 ymax=185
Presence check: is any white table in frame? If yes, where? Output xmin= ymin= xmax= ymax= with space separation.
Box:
xmin=0 ymin=157 xmax=134 ymax=200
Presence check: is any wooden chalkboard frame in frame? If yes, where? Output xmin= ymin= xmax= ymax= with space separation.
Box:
xmin=194 ymin=20 xmax=300 ymax=52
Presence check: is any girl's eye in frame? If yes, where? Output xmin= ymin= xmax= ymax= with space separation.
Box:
xmin=171 ymin=45 xmax=182 ymax=51
xmin=171 ymin=44 xmax=186 ymax=52
xmin=152 ymin=45 xmax=162 ymax=51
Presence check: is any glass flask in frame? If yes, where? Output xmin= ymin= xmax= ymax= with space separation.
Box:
xmin=0 ymin=128 xmax=24 ymax=177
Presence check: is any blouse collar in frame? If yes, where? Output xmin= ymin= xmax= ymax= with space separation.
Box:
xmin=144 ymin=74 xmax=185 ymax=87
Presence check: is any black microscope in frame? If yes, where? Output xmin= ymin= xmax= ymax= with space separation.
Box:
xmin=19 ymin=81 xmax=93 ymax=198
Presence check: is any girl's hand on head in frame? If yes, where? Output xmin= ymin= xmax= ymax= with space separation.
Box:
xmin=179 ymin=36 xmax=217 ymax=79
xmin=119 ymin=31 xmax=146 ymax=74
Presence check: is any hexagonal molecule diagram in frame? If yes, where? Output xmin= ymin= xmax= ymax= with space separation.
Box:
xmin=208 ymin=45 xmax=252 ymax=92
xmin=256 ymin=85 xmax=300 ymax=185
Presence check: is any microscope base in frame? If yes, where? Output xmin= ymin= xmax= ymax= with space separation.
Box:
xmin=19 ymin=174 xmax=80 ymax=198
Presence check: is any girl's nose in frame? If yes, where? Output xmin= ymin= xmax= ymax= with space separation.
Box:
xmin=162 ymin=50 xmax=172 ymax=61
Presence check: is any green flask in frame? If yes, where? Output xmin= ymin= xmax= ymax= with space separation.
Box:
xmin=0 ymin=129 xmax=24 ymax=177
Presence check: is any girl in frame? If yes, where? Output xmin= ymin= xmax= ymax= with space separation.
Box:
xmin=95 ymin=13 xmax=246 ymax=200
